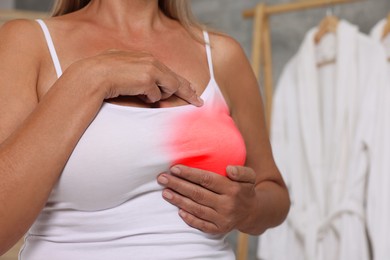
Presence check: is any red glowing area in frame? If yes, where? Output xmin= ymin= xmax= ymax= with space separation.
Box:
xmin=170 ymin=104 xmax=246 ymax=176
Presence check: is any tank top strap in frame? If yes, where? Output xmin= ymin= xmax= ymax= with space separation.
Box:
xmin=36 ymin=19 xmax=63 ymax=78
xmin=202 ymin=31 xmax=215 ymax=79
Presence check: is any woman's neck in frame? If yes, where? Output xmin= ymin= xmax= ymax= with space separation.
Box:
xmin=82 ymin=0 xmax=164 ymax=34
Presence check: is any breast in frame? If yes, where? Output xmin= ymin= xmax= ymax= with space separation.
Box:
xmin=169 ymin=99 xmax=247 ymax=176
xmin=49 ymin=94 xmax=246 ymax=211
xmin=49 ymin=105 xmax=172 ymax=211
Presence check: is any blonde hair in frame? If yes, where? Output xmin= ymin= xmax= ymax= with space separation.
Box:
xmin=51 ymin=0 xmax=203 ymax=39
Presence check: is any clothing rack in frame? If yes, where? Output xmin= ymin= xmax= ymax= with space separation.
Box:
xmin=236 ymin=1 xmax=363 ymax=259
xmin=241 ymin=0 xmax=362 ymax=131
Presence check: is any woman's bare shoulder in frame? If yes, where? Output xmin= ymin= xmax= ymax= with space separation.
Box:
xmin=0 ymin=19 xmax=45 ymax=57
xmin=208 ymin=32 xmax=247 ymax=64
xmin=207 ymin=32 xmax=252 ymax=84
xmin=207 ymin=32 xmax=257 ymax=107
xmin=0 ymin=19 xmax=45 ymax=142
xmin=0 ymin=19 xmax=40 ymax=39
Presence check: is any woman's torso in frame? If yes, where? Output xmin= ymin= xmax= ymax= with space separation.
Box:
xmin=20 ymin=18 xmax=246 ymax=260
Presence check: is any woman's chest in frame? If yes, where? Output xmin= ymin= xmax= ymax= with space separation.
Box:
xmin=50 ymin=99 xmax=246 ymax=211
xmin=36 ymin=38 xmax=210 ymax=105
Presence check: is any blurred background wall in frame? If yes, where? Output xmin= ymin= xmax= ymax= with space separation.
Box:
xmin=0 ymin=0 xmax=14 ymax=9
xmin=1 ymin=0 xmax=389 ymax=259
xmin=191 ymin=0 xmax=390 ymax=91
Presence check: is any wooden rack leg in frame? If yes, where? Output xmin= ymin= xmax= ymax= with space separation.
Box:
xmin=237 ymin=232 xmax=249 ymax=260
xmin=262 ymin=15 xmax=274 ymax=131
xmin=250 ymin=4 xmax=266 ymax=79
xmin=236 ymin=4 xmax=266 ymax=260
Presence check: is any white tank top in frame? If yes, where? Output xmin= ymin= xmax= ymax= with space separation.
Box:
xmin=20 ymin=19 xmax=246 ymax=260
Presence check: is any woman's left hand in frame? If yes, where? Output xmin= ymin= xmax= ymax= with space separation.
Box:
xmin=157 ymin=165 xmax=257 ymax=235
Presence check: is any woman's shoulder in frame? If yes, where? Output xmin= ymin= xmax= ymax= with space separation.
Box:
xmin=207 ymin=31 xmax=252 ymax=83
xmin=207 ymin=31 xmax=249 ymax=76
xmin=0 ymin=19 xmax=45 ymax=55
xmin=0 ymin=18 xmax=40 ymax=41
xmin=208 ymin=31 xmax=245 ymax=60
xmin=208 ymin=31 xmax=242 ymax=48
xmin=205 ymin=31 xmax=257 ymax=111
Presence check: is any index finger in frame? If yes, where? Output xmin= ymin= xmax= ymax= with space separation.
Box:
xmin=154 ymin=62 xmax=203 ymax=107
xmin=170 ymin=165 xmax=231 ymax=194
xmin=174 ymin=75 xmax=204 ymax=107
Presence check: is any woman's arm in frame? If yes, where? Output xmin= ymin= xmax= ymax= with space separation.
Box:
xmin=0 ymin=19 xmax=200 ymax=255
xmin=0 ymin=20 xmax=105 ymax=254
xmin=157 ymin=33 xmax=290 ymax=235
xmin=214 ymin=34 xmax=290 ymax=234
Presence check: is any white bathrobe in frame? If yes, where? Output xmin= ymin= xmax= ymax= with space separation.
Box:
xmin=368 ymin=20 xmax=390 ymax=260
xmin=371 ymin=20 xmax=390 ymax=71
xmin=258 ymin=20 xmax=388 ymax=260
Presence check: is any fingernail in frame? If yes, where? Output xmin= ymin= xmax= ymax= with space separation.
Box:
xmin=170 ymin=167 xmax=181 ymax=175
xmin=227 ymin=166 xmax=237 ymax=177
xmin=179 ymin=209 xmax=187 ymax=218
xmin=163 ymin=190 xmax=173 ymax=200
xmin=196 ymin=96 xmax=204 ymax=106
xmin=158 ymin=175 xmax=168 ymax=185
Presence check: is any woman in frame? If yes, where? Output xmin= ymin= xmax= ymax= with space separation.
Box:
xmin=0 ymin=0 xmax=290 ymax=259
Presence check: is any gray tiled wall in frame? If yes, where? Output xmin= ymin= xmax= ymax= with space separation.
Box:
xmin=0 ymin=0 xmax=14 ymax=9
xmin=15 ymin=0 xmax=52 ymax=12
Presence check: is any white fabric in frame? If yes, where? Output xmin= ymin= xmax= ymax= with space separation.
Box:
xmin=36 ymin=19 xmax=63 ymax=78
xmin=371 ymin=19 xmax=386 ymax=42
xmin=203 ymin=30 xmax=215 ymax=78
xmin=371 ymin=20 xmax=390 ymax=62
xmin=368 ymin=20 xmax=390 ymax=260
xmin=258 ymin=20 xmax=388 ymax=260
xmin=20 ymin=21 xmax=247 ymax=260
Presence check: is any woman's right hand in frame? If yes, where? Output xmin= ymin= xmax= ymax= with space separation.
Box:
xmin=73 ymin=49 xmax=203 ymax=106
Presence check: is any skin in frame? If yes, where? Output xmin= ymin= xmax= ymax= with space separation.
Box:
xmin=0 ymin=0 xmax=290 ymax=255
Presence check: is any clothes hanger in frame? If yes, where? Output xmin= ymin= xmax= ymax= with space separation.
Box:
xmin=314 ymin=4 xmax=340 ymax=45
xmin=314 ymin=2 xmax=339 ymax=66
xmin=382 ymin=12 xmax=390 ymax=40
